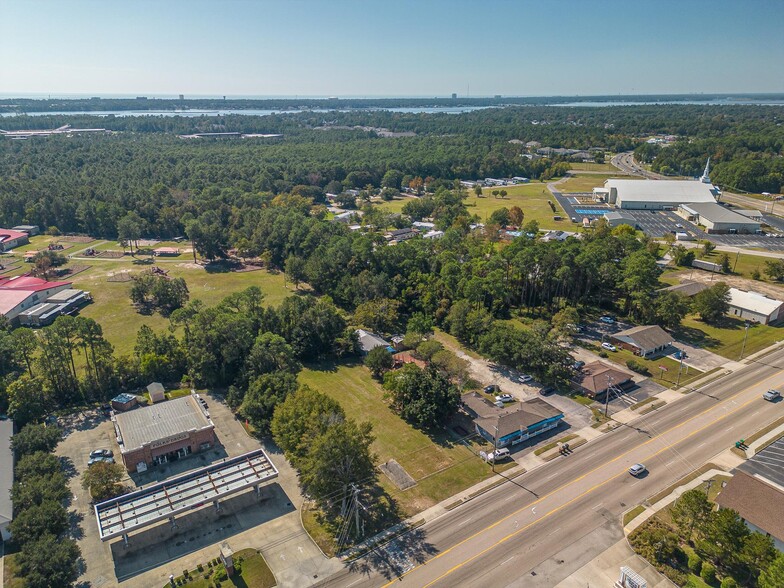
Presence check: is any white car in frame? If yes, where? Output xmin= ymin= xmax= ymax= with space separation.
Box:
xmin=601 ymin=342 xmax=617 ymax=352
xmin=495 ymin=393 xmax=515 ymax=403
xmin=599 ymin=316 xmax=615 ymax=324
xmin=629 ymin=463 xmax=647 ymax=477
xmin=763 ymin=389 xmax=781 ymax=402
xmin=518 ymin=374 xmax=533 ymax=383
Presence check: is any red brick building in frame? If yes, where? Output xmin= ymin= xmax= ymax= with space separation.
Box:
xmin=113 ymin=395 xmax=216 ymax=473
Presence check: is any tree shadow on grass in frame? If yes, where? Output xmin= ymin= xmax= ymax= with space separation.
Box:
xmin=304 ymin=358 xmax=363 ymax=374
xmin=671 ymin=324 xmax=722 ymax=348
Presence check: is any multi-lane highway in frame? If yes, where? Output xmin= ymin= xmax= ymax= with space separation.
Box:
xmin=611 ymin=152 xmax=664 ymax=179
xmin=316 ymin=347 xmax=784 ymax=588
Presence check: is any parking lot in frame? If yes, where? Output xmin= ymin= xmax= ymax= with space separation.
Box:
xmin=738 ymin=435 xmax=784 ymax=486
xmin=57 ymin=391 xmax=338 ymax=588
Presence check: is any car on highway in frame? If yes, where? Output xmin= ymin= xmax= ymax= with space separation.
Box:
xmin=675 ymin=223 xmax=684 ymax=229
xmin=484 ymin=384 xmax=501 ymax=394
xmin=629 ymin=463 xmax=647 ymax=477
xmin=601 ymin=342 xmax=617 ymax=352
xmin=599 ymin=316 xmax=615 ymax=324
xmin=518 ymin=374 xmax=533 ymax=383
xmin=763 ymin=389 xmax=781 ymax=402
xmin=495 ymin=393 xmax=515 ymax=403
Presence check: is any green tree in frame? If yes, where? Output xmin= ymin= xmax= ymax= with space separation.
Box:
xmin=116 ymin=211 xmax=145 ymax=254
xmin=353 ymin=298 xmax=401 ymax=334
xmin=670 ymin=244 xmax=695 ymax=267
xmin=654 ymin=291 xmax=690 ymax=329
xmin=740 ymin=532 xmax=777 ymax=585
xmin=14 ymin=451 xmax=62 ymax=482
xmin=430 ymin=349 xmax=470 ymax=390
xmin=764 ymin=259 xmax=784 ymax=281
xmin=244 ymin=332 xmax=301 ymax=380
xmin=7 ymin=375 xmax=49 ymax=426
xmin=11 ymin=424 xmax=61 ymax=457
xmin=82 ymin=460 xmax=126 ymax=501
xmin=759 ymin=552 xmax=784 ymax=588
xmin=383 ymin=364 xmax=460 ymax=428
xmin=9 ymin=500 xmax=69 ymax=545
xmin=12 ymin=472 xmax=70 ymax=510
xmin=17 ymin=534 xmax=81 ymax=588
xmin=699 ymin=508 xmax=750 ymax=569
xmin=702 ymin=241 xmax=716 ymax=256
xmin=271 ymin=386 xmax=345 ymax=466
xmin=285 ymin=255 xmax=307 ymax=289
xmin=239 ymin=371 xmax=299 ymax=433
xmin=300 ymin=419 xmax=377 ymax=514
xmin=719 ymin=252 xmax=732 ymax=273
xmin=364 ymin=346 xmax=394 ymax=378
xmin=692 ymin=282 xmax=731 ymax=323
xmin=474 ymin=184 xmax=483 ymax=197
xmin=670 ymin=489 xmax=712 ymax=542
xmin=489 ymin=207 xmax=511 ymax=227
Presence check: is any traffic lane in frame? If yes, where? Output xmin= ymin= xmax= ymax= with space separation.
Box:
xmin=397 ymin=378 xmax=784 ymax=588
xmin=316 ymin=350 xmax=784 ymax=588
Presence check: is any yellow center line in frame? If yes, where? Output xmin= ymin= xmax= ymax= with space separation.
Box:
xmin=381 ymin=367 xmax=782 ymax=588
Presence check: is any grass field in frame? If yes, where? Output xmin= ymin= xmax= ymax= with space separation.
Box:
xmin=696 ymin=249 xmax=784 ymax=285
xmin=299 ymin=361 xmax=501 ymax=516
xmin=674 ymin=315 xmax=783 ymax=360
xmin=65 ymin=259 xmax=291 ymax=356
xmin=558 ymin=173 xmax=640 ymax=193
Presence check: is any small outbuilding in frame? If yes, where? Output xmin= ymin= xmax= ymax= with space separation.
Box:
xmin=727 ymin=288 xmax=784 ymax=325
xmin=111 ymin=392 xmax=138 ymax=412
xmin=147 ymin=382 xmax=166 ymax=403
xmin=610 ymin=325 xmax=673 ymax=358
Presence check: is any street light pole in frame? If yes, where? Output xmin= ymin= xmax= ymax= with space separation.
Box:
xmin=740 ymin=321 xmax=750 ymax=360
xmin=604 ymin=375 xmax=613 ymax=418
xmin=492 ymin=423 xmax=499 ymax=473
xmin=676 ymin=353 xmax=685 ymax=387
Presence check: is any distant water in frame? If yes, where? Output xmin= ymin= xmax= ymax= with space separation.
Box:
xmin=0 ymin=106 xmax=493 ymax=118
xmin=553 ymin=99 xmax=784 ymax=107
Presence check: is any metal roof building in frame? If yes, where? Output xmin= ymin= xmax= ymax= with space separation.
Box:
xmin=0 ymin=419 xmax=13 ymax=541
xmin=94 ymin=449 xmax=278 ymax=543
xmin=679 ymin=203 xmax=761 ymax=234
xmin=604 ymin=179 xmax=718 ymax=210
xmin=113 ymin=395 xmax=216 ymax=472
xmin=727 ymin=288 xmax=784 ymax=325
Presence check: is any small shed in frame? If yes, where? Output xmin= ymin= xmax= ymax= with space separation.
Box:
xmin=111 ymin=392 xmax=138 ymax=412
xmin=147 ymin=382 xmax=166 ymax=403
xmin=153 ymin=247 xmax=180 ymax=257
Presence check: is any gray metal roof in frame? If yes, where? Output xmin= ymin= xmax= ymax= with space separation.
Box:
xmin=607 ymin=179 xmax=718 ymax=204
xmin=0 ymin=419 xmax=14 ymax=528
xmin=680 ymin=202 xmax=760 ymax=225
xmin=94 ymin=448 xmax=278 ymax=540
xmin=115 ymin=396 xmax=212 ymax=453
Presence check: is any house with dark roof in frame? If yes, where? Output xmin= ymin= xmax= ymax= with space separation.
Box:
xmin=467 ymin=396 xmax=564 ymax=448
xmin=572 ymin=361 xmax=633 ymax=399
xmin=657 ymin=280 xmax=709 ymax=298
xmin=610 ymin=325 xmax=673 ymax=358
xmin=355 ymin=329 xmax=391 ymax=355
xmin=715 ymin=470 xmax=784 ymax=551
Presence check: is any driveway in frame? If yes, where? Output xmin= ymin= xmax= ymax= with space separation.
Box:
xmin=669 ymin=342 xmax=727 ymax=372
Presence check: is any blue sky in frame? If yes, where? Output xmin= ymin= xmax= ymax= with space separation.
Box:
xmin=1 ymin=0 xmax=782 ymax=97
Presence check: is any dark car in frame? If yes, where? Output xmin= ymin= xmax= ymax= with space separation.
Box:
xmin=573 ymin=360 xmax=585 ymax=370
xmin=89 ymin=449 xmax=113 ymax=459
xmin=539 ymin=387 xmax=556 ymax=396
xmin=484 ymin=384 xmax=501 ymax=394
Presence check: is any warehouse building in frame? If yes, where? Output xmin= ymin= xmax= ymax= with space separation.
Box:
xmin=603 ymin=179 xmax=719 ymax=210
xmin=113 ymin=395 xmax=216 ymax=473
xmin=678 ymin=203 xmax=761 ymax=234
xmin=727 ymin=288 xmax=784 ymax=325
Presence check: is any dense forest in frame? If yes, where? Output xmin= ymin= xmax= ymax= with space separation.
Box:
xmin=1 ymin=104 xmax=783 ymax=238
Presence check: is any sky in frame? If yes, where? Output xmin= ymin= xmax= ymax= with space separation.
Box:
xmin=1 ymin=0 xmax=783 ymax=98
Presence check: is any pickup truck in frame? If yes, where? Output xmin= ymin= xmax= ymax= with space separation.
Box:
xmin=763 ymin=389 xmax=781 ymax=402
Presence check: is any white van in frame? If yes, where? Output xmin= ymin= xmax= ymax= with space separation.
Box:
xmin=487 ymin=448 xmax=510 ymax=463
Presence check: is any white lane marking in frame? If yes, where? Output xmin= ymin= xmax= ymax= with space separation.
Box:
xmin=458 ymin=517 xmax=473 ymax=527
xmin=697 ymin=442 xmax=706 ymax=448
xmin=545 ymin=471 xmax=560 ymax=480
xmin=591 ymin=502 xmax=604 ymax=510
xmin=631 ymin=480 xmax=641 ymax=486
xmin=548 ymin=527 xmax=562 ymax=537
xmin=346 ymin=579 xmax=363 ymax=587
xmin=500 ymin=556 xmax=515 ymax=566
xmin=727 ymin=426 xmax=735 ymax=431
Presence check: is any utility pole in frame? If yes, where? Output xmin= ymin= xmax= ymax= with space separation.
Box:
xmin=740 ymin=321 xmax=750 ymax=360
xmin=492 ymin=422 xmax=499 ymax=473
xmin=604 ymin=375 xmax=613 ymax=418
xmin=733 ymin=250 xmax=740 ymax=273
xmin=676 ymin=352 xmax=685 ymax=387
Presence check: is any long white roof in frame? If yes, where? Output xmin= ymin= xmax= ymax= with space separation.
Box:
xmin=607 ymin=179 xmax=717 ymax=204
xmin=728 ymin=288 xmax=784 ymax=316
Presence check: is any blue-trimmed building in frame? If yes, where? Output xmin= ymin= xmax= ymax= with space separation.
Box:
xmin=473 ymin=397 xmax=564 ymax=448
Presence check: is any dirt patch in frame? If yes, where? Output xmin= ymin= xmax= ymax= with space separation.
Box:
xmin=107 ymin=270 xmax=135 ymax=282
xmin=380 ymin=459 xmax=417 ymax=490
xmin=59 ymin=235 xmax=95 ymax=243
xmin=671 ymin=268 xmax=784 ymax=299
xmin=96 ymin=250 xmax=124 ymax=258
xmin=56 ymin=264 xmax=91 ymax=278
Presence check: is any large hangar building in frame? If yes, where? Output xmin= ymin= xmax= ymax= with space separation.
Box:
xmin=113 ymin=395 xmax=216 ymax=473
xmin=603 ymin=179 xmax=719 ymax=210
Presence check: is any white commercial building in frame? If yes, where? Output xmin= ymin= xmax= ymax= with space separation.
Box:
xmin=678 ymin=203 xmax=761 ymax=234
xmin=727 ymin=288 xmax=784 ymax=325
xmin=604 ymin=179 xmax=719 ymax=210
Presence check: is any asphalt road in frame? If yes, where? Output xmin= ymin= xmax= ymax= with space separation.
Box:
xmin=316 ymin=347 xmax=784 ymax=588
xmin=611 ymin=152 xmax=664 ymax=179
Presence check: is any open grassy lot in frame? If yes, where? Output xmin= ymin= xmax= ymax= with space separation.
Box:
xmin=674 ymin=315 xmax=783 ymax=360
xmin=697 ymin=249 xmax=784 ymax=285
xmin=165 ymin=548 xmax=276 ymax=588
xmin=569 ymin=162 xmax=618 ymax=172
xmin=299 ymin=361 xmax=500 ymax=516
xmin=558 ymin=173 xmax=640 ymax=193
xmin=67 ymin=259 xmax=291 ymax=356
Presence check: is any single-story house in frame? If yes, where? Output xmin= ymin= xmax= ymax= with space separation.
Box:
xmin=474 ymin=398 xmax=564 ymax=448
xmin=0 ymin=228 xmax=29 ymax=251
xmin=657 ymin=280 xmax=708 ymax=298
xmin=727 ymin=288 xmax=784 ymax=325
xmin=461 ymin=392 xmax=502 ymax=420
xmin=572 ymin=361 xmax=634 ymax=399
xmin=715 ymin=471 xmax=784 ymax=551
xmin=385 ymin=228 xmax=419 ymax=243
xmin=610 ymin=325 xmax=673 ymax=358
xmin=423 ymin=230 xmax=444 ymax=239
xmin=355 ymin=329 xmax=392 ymax=355
xmin=0 ymin=419 xmax=13 ymax=541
